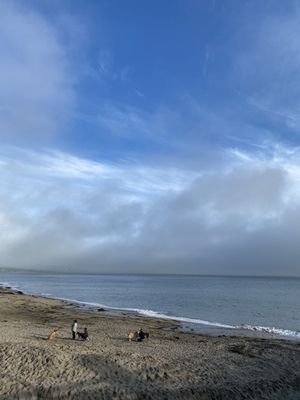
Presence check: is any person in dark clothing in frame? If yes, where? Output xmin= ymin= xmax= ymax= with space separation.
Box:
xmin=137 ymin=328 xmax=145 ymax=342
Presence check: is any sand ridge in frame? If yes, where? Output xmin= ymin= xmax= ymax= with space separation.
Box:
xmin=0 ymin=288 xmax=300 ymax=399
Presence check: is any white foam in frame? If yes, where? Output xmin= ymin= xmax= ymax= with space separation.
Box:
xmin=0 ymin=281 xmax=20 ymax=291
xmin=122 ymin=308 xmax=235 ymax=329
xmin=238 ymin=324 xmax=300 ymax=338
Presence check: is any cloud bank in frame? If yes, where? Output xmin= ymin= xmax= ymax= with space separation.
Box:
xmin=0 ymin=144 xmax=299 ymax=276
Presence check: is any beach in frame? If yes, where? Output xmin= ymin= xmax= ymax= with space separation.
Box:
xmin=0 ymin=288 xmax=300 ymax=399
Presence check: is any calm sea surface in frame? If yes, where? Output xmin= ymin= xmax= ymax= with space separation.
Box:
xmin=1 ymin=272 xmax=299 ymax=339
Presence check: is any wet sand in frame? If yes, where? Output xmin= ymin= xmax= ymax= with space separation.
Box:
xmin=0 ymin=288 xmax=300 ymax=399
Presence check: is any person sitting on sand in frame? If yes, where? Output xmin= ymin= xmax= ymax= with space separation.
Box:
xmin=71 ymin=320 xmax=77 ymax=340
xmin=77 ymin=327 xmax=89 ymax=341
xmin=137 ymin=328 xmax=145 ymax=342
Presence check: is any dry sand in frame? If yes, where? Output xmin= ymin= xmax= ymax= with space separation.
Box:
xmin=0 ymin=288 xmax=300 ymax=399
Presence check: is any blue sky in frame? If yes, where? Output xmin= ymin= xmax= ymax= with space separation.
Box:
xmin=1 ymin=0 xmax=300 ymax=275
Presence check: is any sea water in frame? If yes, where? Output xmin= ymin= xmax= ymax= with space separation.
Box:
xmin=1 ymin=272 xmax=299 ymax=340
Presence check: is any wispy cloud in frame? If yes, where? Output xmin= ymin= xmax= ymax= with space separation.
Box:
xmin=202 ymin=45 xmax=210 ymax=77
xmin=135 ymin=90 xmax=144 ymax=98
xmin=233 ymin=10 xmax=300 ymax=132
xmin=97 ymin=50 xmax=116 ymax=78
xmin=93 ymin=103 xmax=172 ymax=144
xmin=0 ymin=1 xmax=76 ymax=145
xmin=96 ymin=49 xmax=132 ymax=85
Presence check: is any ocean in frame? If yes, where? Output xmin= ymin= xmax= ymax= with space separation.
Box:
xmin=1 ymin=272 xmax=299 ymax=340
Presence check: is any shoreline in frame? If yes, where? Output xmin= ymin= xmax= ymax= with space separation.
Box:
xmin=0 ymin=287 xmax=300 ymax=399
xmin=1 ymin=281 xmax=299 ymax=342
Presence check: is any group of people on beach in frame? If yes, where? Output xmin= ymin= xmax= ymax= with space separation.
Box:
xmin=71 ymin=320 xmax=148 ymax=343
xmin=127 ymin=328 xmax=149 ymax=342
xmin=71 ymin=320 xmax=89 ymax=341
xmin=48 ymin=319 xmax=147 ymax=342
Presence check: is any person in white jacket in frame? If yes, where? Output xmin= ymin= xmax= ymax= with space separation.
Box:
xmin=71 ymin=320 xmax=78 ymax=340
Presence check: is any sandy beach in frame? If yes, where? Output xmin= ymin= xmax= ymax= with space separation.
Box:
xmin=0 ymin=288 xmax=300 ymax=400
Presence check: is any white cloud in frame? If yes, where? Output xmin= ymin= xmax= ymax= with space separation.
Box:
xmin=0 ymin=1 xmax=75 ymax=144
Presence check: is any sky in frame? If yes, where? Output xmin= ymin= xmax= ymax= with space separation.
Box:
xmin=1 ymin=0 xmax=300 ymax=275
